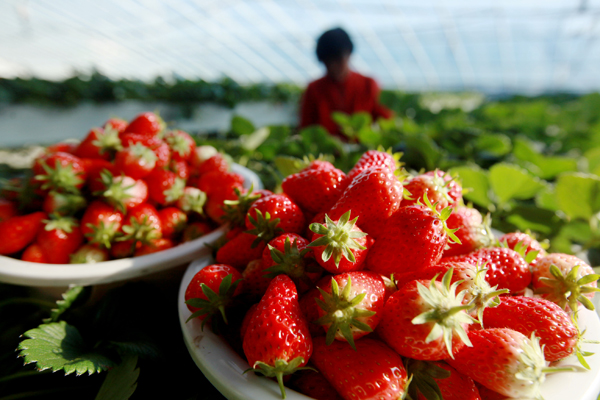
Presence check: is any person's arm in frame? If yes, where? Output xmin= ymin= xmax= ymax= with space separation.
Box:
xmin=299 ymin=84 xmax=319 ymax=128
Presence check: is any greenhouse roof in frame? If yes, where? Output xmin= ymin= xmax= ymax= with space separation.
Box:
xmin=1 ymin=0 xmax=600 ymax=94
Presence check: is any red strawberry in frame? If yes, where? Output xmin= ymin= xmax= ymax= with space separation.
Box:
xmin=104 ymin=117 xmax=128 ymax=134
xmin=221 ymin=187 xmax=273 ymax=229
xmin=346 ymin=149 xmax=399 ymax=180
xmin=245 ymin=194 xmax=305 ymax=245
xmin=242 ymin=274 xmax=313 ymax=399
xmin=182 ymin=221 xmax=213 ymax=242
xmin=308 ymin=211 xmax=369 ymax=273
xmin=403 ymin=170 xmax=462 ymax=211
xmin=0 ymin=212 xmax=46 ymax=255
xmin=192 ymin=153 xmax=229 ymax=176
xmin=158 ymin=207 xmax=188 ymax=239
xmin=145 ymin=168 xmax=185 ymax=206
xmin=407 ymin=360 xmax=481 ymax=400
xmin=299 ymin=286 xmax=326 ymax=337
xmin=119 ymin=203 xmax=162 ymax=248
xmin=194 ymin=170 xmax=244 ymax=198
xmin=204 ymin=189 xmax=238 ymax=224
xmin=95 ymin=170 xmax=148 ymax=212
xmin=135 ymin=238 xmax=175 ymax=256
xmin=184 ymin=263 xmax=244 ymax=328
xmin=291 ymin=369 xmax=343 ymax=400
xmin=367 ymin=197 xmax=458 ymax=276
xmin=311 ymin=336 xmax=408 ymax=400
xmin=531 ymin=253 xmax=599 ymax=313
xmin=443 ymin=207 xmax=494 ymax=257
xmin=0 ymin=198 xmax=18 ymax=222
xmin=282 ymin=165 xmax=348 ymax=214
xmin=481 ymin=296 xmax=578 ymax=362
xmin=499 ymin=231 xmax=546 ymax=266
xmin=169 ymin=158 xmax=190 ymax=180
xmin=45 ymin=141 xmax=77 ymax=155
xmin=441 ymin=247 xmax=532 ymax=295
xmin=377 ymin=270 xmax=476 ymax=360
xmin=242 ymin=258 xmax=273 ymax=297
xmin=327 ymin=166 xmax=403 ymax=238
xmin=189 ymin=145 xmax=219 ymax=170
xmin=164 ymin=129 xmax=196 ymax=161
xmin=32 ymin=152 xmax=87 ymax=193
xmin=176 ymin=187 xmax=207 ymax=216
xmin=21 ymin=243 xmax=49 ymax=263
xmin=70 ymin=244 xmax=109 ymax=264
xmin=80 ymin=200 xmax=124 ymax=248
xmin=81 ymin=158 xmax=118 ymax=193
xmin=216 ymin=232 xmax=266 ymax=269
xmin=120 ymin=133 xmax=170 ymax=168
xmin=42 ymin=191 xmax=87 ymax=217
xmin=447 ymin=328 xmax=569 ymax=399
xmin=315 ymin=270 xmax=385 ymax=349
xmin=123 ymin=112 xmax=164 ymax=137
xmin=114 ymin=142 xmax=157 ymax=179
xmin=37 ymin=216 xmax=84 ymax=264
xmin=74 ymin=126 xmax=122 ymax=160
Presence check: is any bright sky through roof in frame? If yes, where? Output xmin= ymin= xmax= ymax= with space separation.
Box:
xmin=1 ymin=0 xmax=600 ymax=94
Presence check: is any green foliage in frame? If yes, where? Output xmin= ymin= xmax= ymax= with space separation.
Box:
xmin=95 ymin=355 xmax=139 ymax=400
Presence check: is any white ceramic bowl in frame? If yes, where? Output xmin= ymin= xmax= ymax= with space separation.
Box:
xmin=179 ymin=256 xmax=600 ymax=400
xmin=0 ymin=164 xmax=262 ymax=288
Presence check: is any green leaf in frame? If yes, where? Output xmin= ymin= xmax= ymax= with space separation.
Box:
xmin=535 ymin=183 xmax=560 ymax=212
xmin=584 ymin=147 xmax=600 ymax=175
xmin=555 ymin=173 xmax=600 ymax=220
xmin=273 ymin=156 xmax=306 ymax=177
xmin=403 ymin=134 xmax=442 ymax=171
xmin=505 ymin=205 xmax=562 ymax=235
xmin=474 ymin=133 xmax=511 ymax=157
xmin=299 ymin=126 xmax=343 ymax=156
xmin=230 ymin=115 xmax=255 ymax=137
xmin=489 ymin=163 xmax=545 ymax=204
xmin=95 ymin=355 xmax=139 ymax=400
xmin=240 ymin=127 xmax=270 ymax=152
xmin=513 ymin=138 xmax=578 ymax=179
xmin=44 ymin=286 xmax=87 ymax=323
xmin=449 ymin=164 xmax=491 ymax=208
xmin=18 ymin=321 xmax=115 ymax=375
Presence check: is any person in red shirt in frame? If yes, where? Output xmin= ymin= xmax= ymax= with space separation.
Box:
xmin=299 ymin=27 xmax=393 ymax=138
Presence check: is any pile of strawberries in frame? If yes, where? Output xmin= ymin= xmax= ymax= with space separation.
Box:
xmin=0 ymin=111 xmax=245 ymax=264
xmin=185 ymin=149 xmax=600 ymax=400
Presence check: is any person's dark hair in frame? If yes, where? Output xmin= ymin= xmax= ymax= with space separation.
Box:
xmin=316 ymin=27 xmax=353 ymax=63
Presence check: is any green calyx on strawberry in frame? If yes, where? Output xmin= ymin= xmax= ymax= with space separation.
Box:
xmin=247 ymin=357 xmax=313 ymax=400
xmin=43 ymin=215 xmax=78 ymax=233
xmin=314 ymin=276 xmax=376 ymax=351
xmin=467 ymin=264 xmax=509 ymax=324
xmin=91 ymin=126 xmax=123 ymax=155
xmin=177 ymin=187 xmax=207 ymax=215
xmin=118 ymin=215 xmax=161 ymax=247
xmin=163 ymin=177 xmax=186 ymax=204
xmin=308 ymin=211 xmax=367 ymax=267
xmin=404 ymin=359 xmax=450 ymax=400
xmin=411 ymin=269 xmax=476 ymax=358
xmin=34 ymin=160 xmax=83 ymax=193
xmin=222 ymin=186 xmax=261 ymax=228
xmin=499 ymin=238 xmax=540 ymax=264
xmin=185 ymin=273 xmax=242 ymax=329
xmin=95 ymin=170 xmax=134 ymax=213
xmin=418 ymin=193 xmax=461 ymax=245
xmin=265 ymin=237 xmax=313 ymax=282
xmin=45 ymin=190 xmax=87 ymax=216
xmin=535 ymin=264 xmax=600 ymax=313
xmin=85 ymin=220 xmax=120 ymax=249
xmin=246 ymin=209 xmax=283 ymax=248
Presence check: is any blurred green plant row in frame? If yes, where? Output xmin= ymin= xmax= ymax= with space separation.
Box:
xmin=206 ymin=92 xmax=600 ymax=265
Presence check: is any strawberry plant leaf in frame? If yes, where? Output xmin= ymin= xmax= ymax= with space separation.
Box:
xmin=584 ymin=147 xmax=600 ymax=175
xmin=473 ymin=133 xmax=511 ymax=157
xmin=489 ymin=163 xmax=545 ymax=205
xmin=230 ymin=115 xmax=255 ymax=137
xmin=18 ymin=321 xmax=115 ymax=375
xmin=95 ymin=355 xmax=139 ymax=400
xmin=449 ymin=164 xmax=491 ymax=208
xmin=535 ymin=183 xmax=560 ymax=212
xmin=555 ymin=173 xmax=600 ymax=220
xmin=43 ymin=286 xmax=87 ymax=323
xmin=240 ymin=127 xmax=270 ymax=152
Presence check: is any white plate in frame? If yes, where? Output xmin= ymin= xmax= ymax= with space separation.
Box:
xmin=179 ymin=257 xmax=600 ymax=400
xmin=0 ymin=164 xmax=262 ymax=287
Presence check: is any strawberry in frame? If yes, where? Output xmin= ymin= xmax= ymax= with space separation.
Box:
xmin=114 ymin=142 xmax=158 ymax=179
xmin=158 ymin=207 xmax=188 ymax=239
xmin=37 ymin=216 xmax=84 ymax=264
xmin=189 ymin=145 xmax=219 ymax=170
xmin=327 ymin=166 xmax=403 ymax=238
xmin=169 ymin=158 xmax=190 ymax=180
xmin=145 ymin=168 xmax=185 ymax=206
xmin=95 ymin=170 xmax=148 ymax=212
xmin=104 ymin=117 xmax=128 ymax=134
xmin=0 ymin=212 xmax=46 ymax=255
xmin=407 ymin=360 xmax=481 ymax=400
xmin=135 ymin=238 xmax=175 ymax=256
xmin=0 ymin=198 xmax=18 ymax=222
xmin=176 ymin=187 xmax=207 ymax=215
xmin=366 ymin=196 xmax=458 ymax=276
xmin=447 ymin=328 xmax=572 ymax=399
xmin=192 ymin=153 xmax=229 ymax=176
xmin=216 ymin=232 xmax=266 ymax=269
xmin=291 ymin=369 xmax=343 ymax=400
xmin=242 ymin=258 xmax=273 ymax=297
xmin=184 ymin=263 xmax=244 ymax=328
xmin=315 ymin=271 xmax=385 ymax=349
xmin=481 ymin=295 xmax=578 ymax=362
xmin=81 ymin=158 xmax=118 ymax=193
xmin=164 ymin=129 xmax=196 ymax=161
xmin=443 ymin=207 xmax=494 ymax=257
xmin=182 ymin=221 xmax=213 ymax=242
xmin=123 ymin=111 xmax=164 ymax=136
xmin=441 ymin=247 xmax=532 ymax=295
xmin=120 ymin=133 xmax=170 ymax=168
xmin=45 ymin=141 xmax=77 ymax=155
xmin=311 ymin=336 xmax=408 ymax=400
xmin=245 ymin=194 xmax=305 ymax=245
xmin=74 ymin=126 xmax=122 ymax=160
xmin=70 ymin=244 xmax=109 ymax=264
xmin=221 ymin=187 xmax=273 ymax=229
xmin=346 ymin=149 xmax=399 ymax=180
xmin=242 ymin=274 xmax=313 ymax=399
xmin=32 ymin=152 xmax=87 ymax=193
xmin=377 ymin=269 xmax=476 ymax=360
xmin=281 ymin=165 xmax=348 ymax=214
xmin=308 ymin=211 xmax=369 ymax=273
xmin=299 ymin=285 xmax=326 ymax=337
xmin=21 ymin=243 xmax=49 ymax=263
xmin=498 ymin=231 xmax=546 ymax=266
xmin=42 ymin=191 xmax=86 ymax=217
xmin=119 ymin=203 xmax=162 ymax=248
xmin=531 ymin=253 xmax=599 ymax=313
xmin=80 ymin=200 xmax=124 ymax=248
xmin=194 ymin=170 xmax=244 ymax=198
xmin=403 ymin=170 xmax=462 ymax=211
